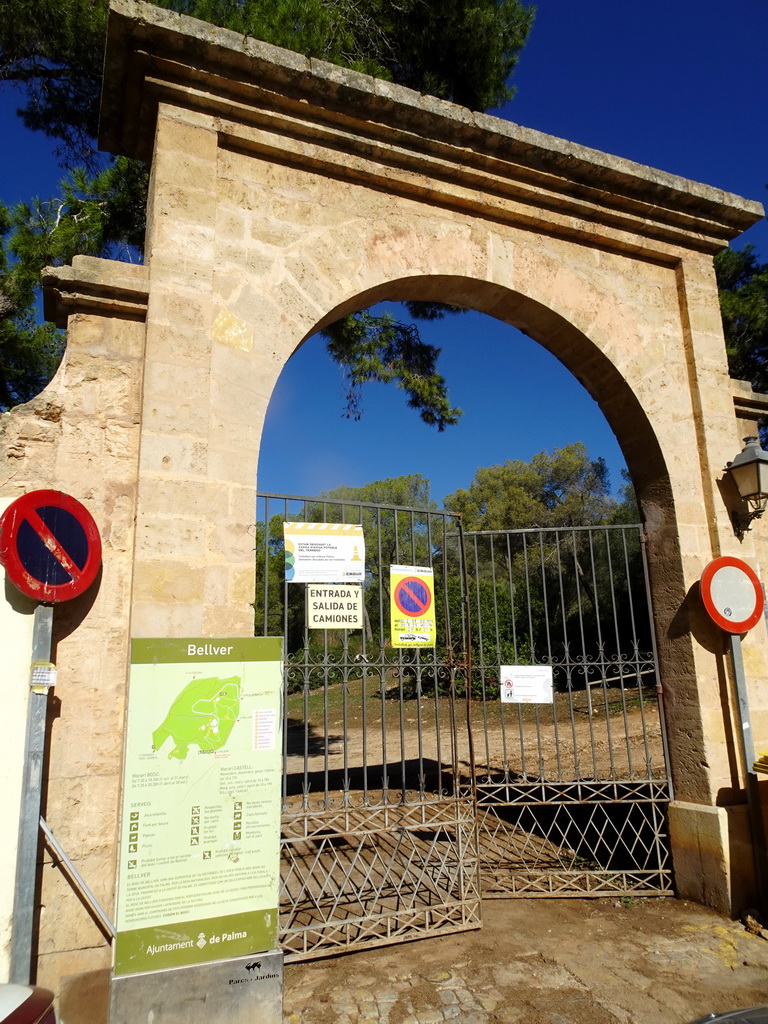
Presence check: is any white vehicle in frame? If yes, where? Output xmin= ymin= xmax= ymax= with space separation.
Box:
xmin=0 ymin=984 xmax=56 ymax=1023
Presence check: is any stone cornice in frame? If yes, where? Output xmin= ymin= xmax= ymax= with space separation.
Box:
xmin=732 ymin=379 xmax=768 ymax=424
xmin=101 ymin=0 xmax=764 ymax=257
xmin=42 ymin=256 xmax=149 ymax=327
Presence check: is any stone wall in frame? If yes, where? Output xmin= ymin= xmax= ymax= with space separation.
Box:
xmin=0 ymin=257 xmax=147 ymax=1019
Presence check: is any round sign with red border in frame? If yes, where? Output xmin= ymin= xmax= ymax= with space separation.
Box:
xmin=700 ymin=556 xmax=764 ymax=634
xmin=394 ymin=576 xmax=432 ymax=618
xmin=0 ymin=490 xmax=102 ymax=603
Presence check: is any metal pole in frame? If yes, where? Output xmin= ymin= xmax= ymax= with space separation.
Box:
xmin=9 ymin=604 xmax=54 ymax=984
xmin=39 ymin=817 xmax=116 ymax=940
xmin=727 ymin=631 xmax=768 ymax=917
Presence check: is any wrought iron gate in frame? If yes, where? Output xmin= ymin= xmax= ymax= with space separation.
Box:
xmin=462 ymin=525 xmax=673 ymax=897
xmin=254 ymin=496 xmax=673 ymax=960
xmin=255 ymin=493 xmax=480 ymax=961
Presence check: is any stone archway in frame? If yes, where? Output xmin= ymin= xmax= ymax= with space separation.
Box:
xmin=2 ymin=0 xmax=767 ymax=1007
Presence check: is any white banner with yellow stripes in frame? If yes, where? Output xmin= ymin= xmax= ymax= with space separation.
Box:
xmin=283 ymin=522 xmax=365 ymax=583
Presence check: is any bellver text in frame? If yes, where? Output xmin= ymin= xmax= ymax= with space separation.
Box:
xmin=187 ymin=644 xmax=234 ymax=656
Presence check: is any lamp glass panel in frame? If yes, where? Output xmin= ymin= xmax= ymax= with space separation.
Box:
xmin=731 ymin=460 xmax=761 ymax=499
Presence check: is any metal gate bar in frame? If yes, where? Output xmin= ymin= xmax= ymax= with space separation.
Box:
xmin=255 ymin=492 xmax=481 ymax=960
xmin=460 ymin=523 xmax=673 ymax=897
xmin=255 ymin=495 xmax=674 ymax=958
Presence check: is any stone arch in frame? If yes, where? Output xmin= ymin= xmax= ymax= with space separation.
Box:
xmin=2 ymin=0 xmax=768 ymax=1002
xmin=271 ymin=266 xmax=700 ymax=793
xmin=295 ymin=270 xmax=669 ymax=506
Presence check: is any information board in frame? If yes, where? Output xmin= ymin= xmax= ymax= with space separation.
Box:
xmin=283 ymin=522 xmax=365 ymax=583
xmin=113 ymin=638 xmax=283 ymax=976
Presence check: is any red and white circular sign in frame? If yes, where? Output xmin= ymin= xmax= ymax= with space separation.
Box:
xmin=700 ymin=556 xmax=764 ymax=634
xmin=0 ymin=490 xmax=102 ymax=603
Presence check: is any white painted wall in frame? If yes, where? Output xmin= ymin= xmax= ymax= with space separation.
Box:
xmin=0 ymin=496 xmax=38 ymax=980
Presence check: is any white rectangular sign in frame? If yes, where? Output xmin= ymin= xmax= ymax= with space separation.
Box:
xmin=500 ymin=665 xmax=554 ymax=704
xmin=306 ymin=584 xmax=364 ymax=629
xmin=284 ymin=522 xmax=365 ymax=583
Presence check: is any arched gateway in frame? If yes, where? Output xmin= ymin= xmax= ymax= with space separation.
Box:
xmin=2 ymin=0 xmax=767 ymax=1012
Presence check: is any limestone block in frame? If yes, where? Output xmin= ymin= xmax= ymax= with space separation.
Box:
xmin=137 ymin=514 xmax=206 ymax=559
xmin=202 ymin=601 xmax=254 ymax=637
xmin=207 ymin=512 xmax=258 ymax=563
xmin=139 ymin=435 xmax=208 ymax=477
xmin=203 ymin=564 xmax=229 ymax=605
xmin=130 ymin=598 xmax=205 ymax=639
xmin=37 ymin=853 xmax=116 ymax=954
xmin=141 ymin=361 xmax=211 ymax=435
xmin=668 ymin=800 xmax=731 ymax=914
xmin=232 ymin=567 xmax=257 ymax=609
xmin=58 ymin=967 xmax=111 ymax=1024
xmin=132 ymin=561 xmax=206 ymax=604
xmin=139 ymin=478 xmax=229 ymax=520
xmin=37 ymin=946 xmax=112 ymax=1002
xmin=206 ymin=447 xmax=261 ymax=489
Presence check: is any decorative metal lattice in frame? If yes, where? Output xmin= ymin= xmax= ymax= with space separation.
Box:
xmin=256 ymin=493 xmax=481 ymax=960
xmin=462 ymin=525 xmax=673 ymax=898
xmin=255 ymin=496 xmax=673 ymax=960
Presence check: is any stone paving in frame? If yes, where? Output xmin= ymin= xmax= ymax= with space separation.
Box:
xmin=283 ymin=898 xmax=768 ymax=1024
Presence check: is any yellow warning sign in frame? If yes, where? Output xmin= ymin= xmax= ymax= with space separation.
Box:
xmin=389 ymin=565 xmax=436 ymax=648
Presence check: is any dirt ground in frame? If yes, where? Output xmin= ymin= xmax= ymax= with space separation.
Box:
xmin=287 ymin=684 xmax=666 ymax=784
xmin=283 ymin=896 xmax=768 ymax=1024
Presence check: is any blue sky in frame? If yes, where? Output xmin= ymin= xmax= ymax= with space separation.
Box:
xmin=2 ymin=0 xmax=766 ymax=507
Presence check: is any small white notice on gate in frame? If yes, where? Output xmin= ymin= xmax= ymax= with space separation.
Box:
xmin=500 ymin=665 xmax=553 ymax=704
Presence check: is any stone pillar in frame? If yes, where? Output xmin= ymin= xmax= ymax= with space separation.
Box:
xmin=131 ymin=107 xmax=260 ymax=639
xmin=0 ymin=257 xmax=147 ymax=1019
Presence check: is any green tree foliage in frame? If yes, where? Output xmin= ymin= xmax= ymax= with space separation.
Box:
xmin=444 ymin=442 xmax=627 ymax=529
xmin=0 ymin=203 xmax=61 ymax=407
xmin=0 ymin=0 xmax=534 ymax=411
xmin=715 ymin=244 xmax=768 ymax=397
xmin=315 ymin=474 xmax=437 ymax=643
xmin=322 ymin=310 xmax=461 ymax=430
xmin=319 ymin=472 xmax=434 ymax=509
xmin=0 ymin=0 xmax=108 ymax=163
xmin=445 ymin=446 xmax=645 ymax=691
xmin=0 ymin=159 xmax=148 ymax=405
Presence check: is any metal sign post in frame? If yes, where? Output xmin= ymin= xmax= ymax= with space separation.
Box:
xmin=9 ymin=604 xmax=55 ymax=983
xmin=0 ymin=490 xmax=103 ymax=983
xmin=727 ymin=631 xmax=768 ymax=915
xmin=700 ymin=556 xmax=768 ymax=916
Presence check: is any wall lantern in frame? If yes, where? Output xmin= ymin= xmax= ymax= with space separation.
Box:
xmin=725 ymin=436 xmax=768 ymax=538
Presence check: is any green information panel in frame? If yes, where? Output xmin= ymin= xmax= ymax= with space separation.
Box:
xmin=114 ymin=638 xmax=283 ymax=976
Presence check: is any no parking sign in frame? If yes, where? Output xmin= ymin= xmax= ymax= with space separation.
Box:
xmin=0 ymin=489 xmax=102 ymax=602
xmin=390 ymin=565 xmax=436 ymax=648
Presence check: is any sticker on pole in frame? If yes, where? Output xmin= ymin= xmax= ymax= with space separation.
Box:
xmin=700 ymin=556 xmax=764 ymax=634
xmin=0 ymin=490 xmax=102 ymax=602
